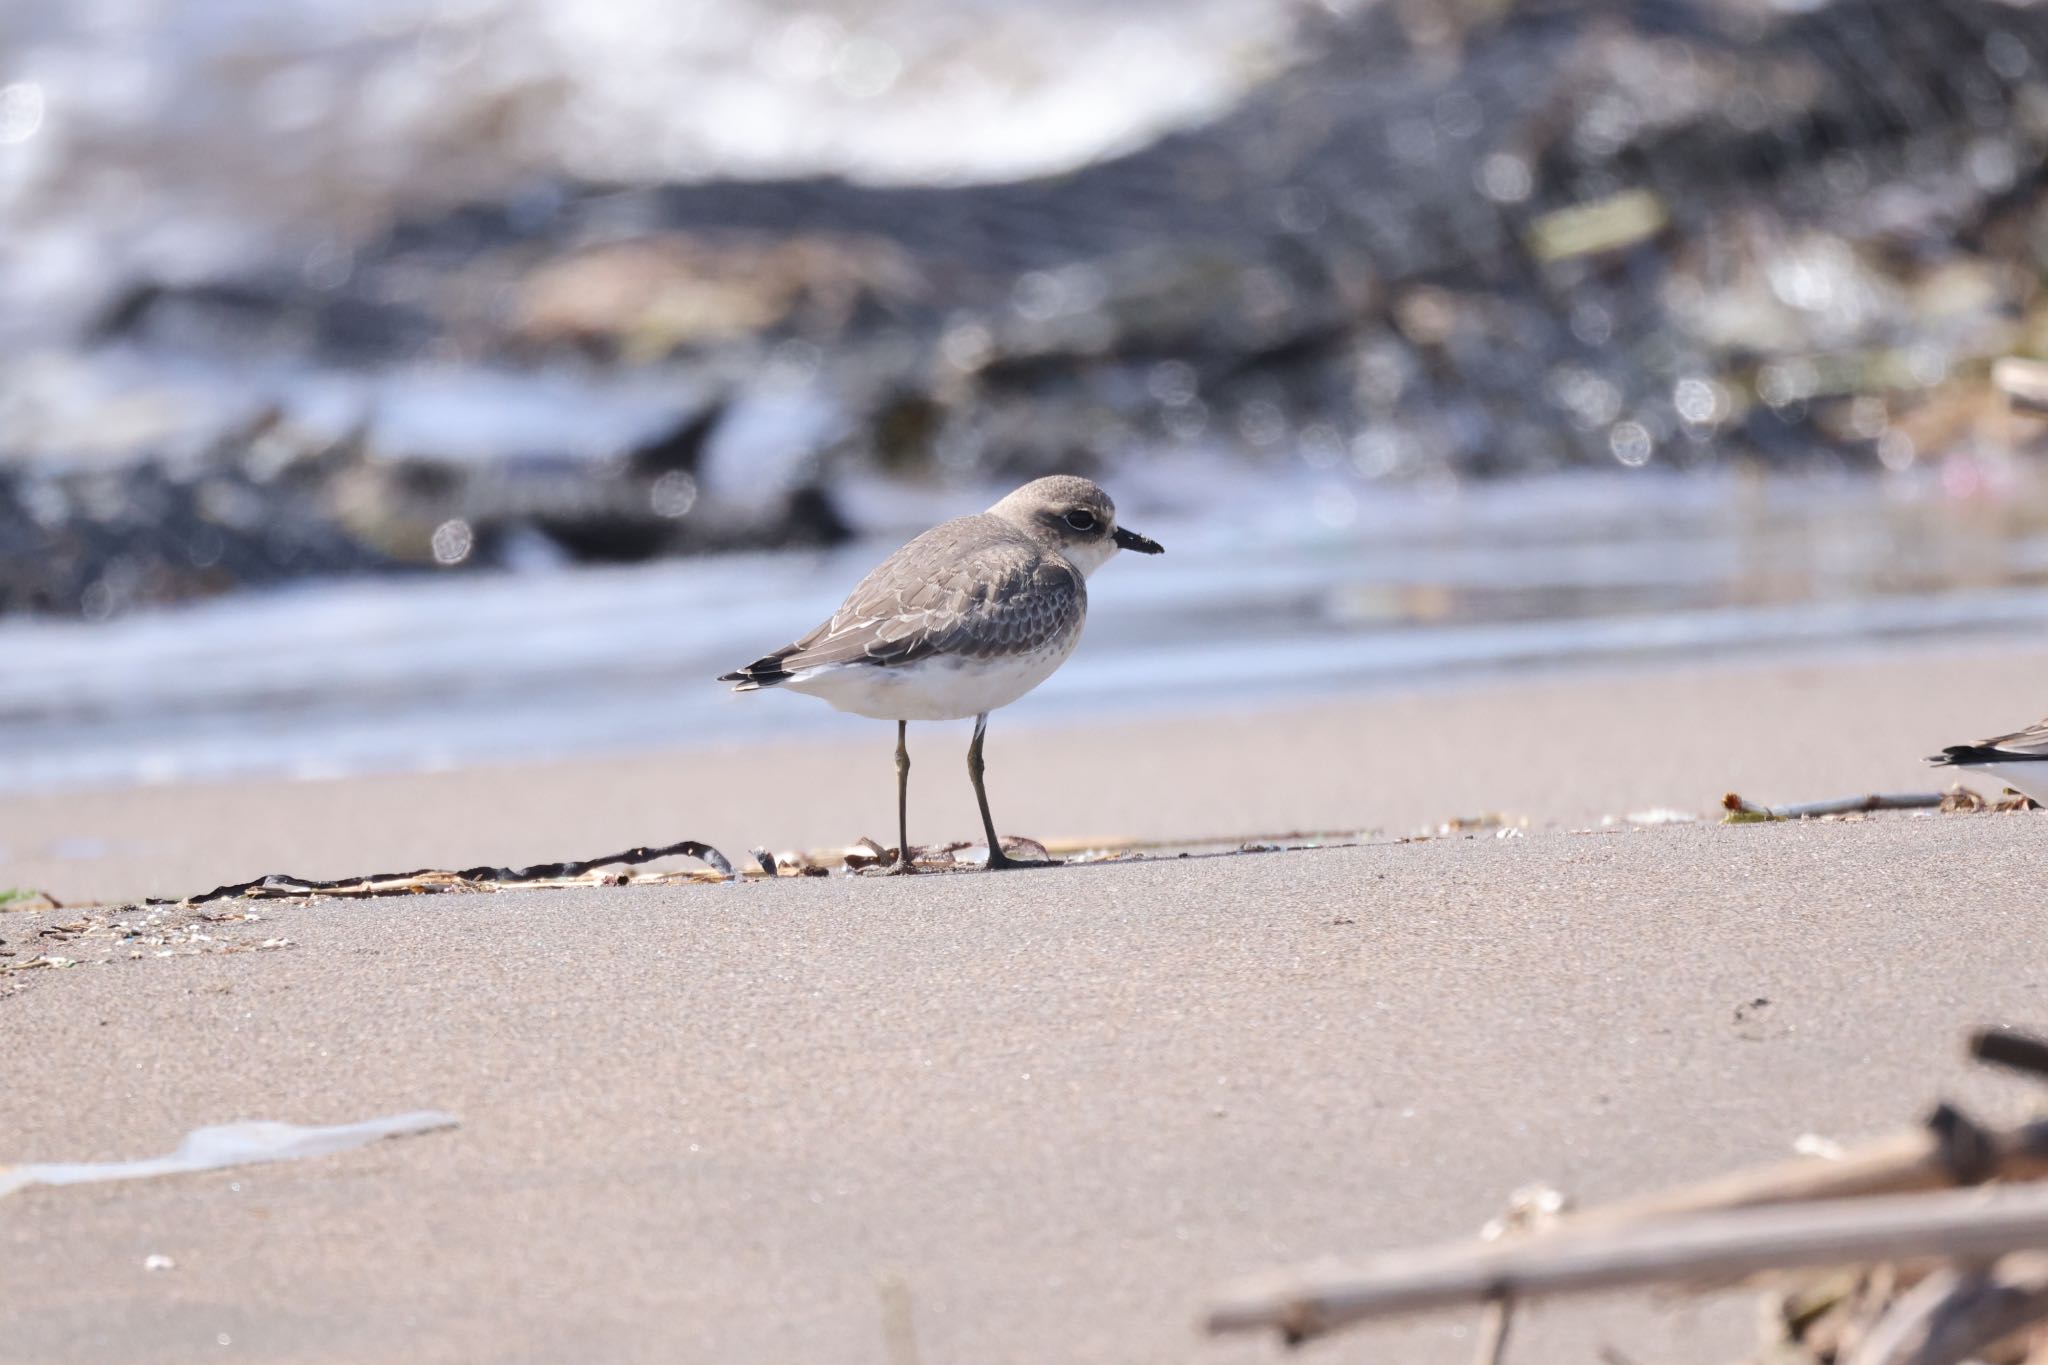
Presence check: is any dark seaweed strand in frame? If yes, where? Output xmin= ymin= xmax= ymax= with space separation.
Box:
xmin=181 ymin=837 xmax=736 ymax=905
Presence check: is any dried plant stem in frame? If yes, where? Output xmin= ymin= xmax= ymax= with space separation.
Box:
xmin=1472 ymin=1297 xmax=1513 ymax=1365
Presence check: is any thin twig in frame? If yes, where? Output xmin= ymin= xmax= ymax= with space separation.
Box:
xmin=1473 ymin=1297 xmax=1513 ymax=1365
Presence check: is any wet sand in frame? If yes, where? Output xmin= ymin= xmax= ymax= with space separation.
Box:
xmin=3 ymin=639 xmax=2046 ymax=1363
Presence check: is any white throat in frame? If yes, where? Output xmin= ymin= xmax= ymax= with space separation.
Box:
xmin=1061 ymin=538 xmax=1117 ymax=579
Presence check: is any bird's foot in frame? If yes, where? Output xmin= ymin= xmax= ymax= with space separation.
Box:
xmin=983 ymin=852 xmax=1058 ymax=872
xmin=982 ymin=835 xmax=1057 ymax=872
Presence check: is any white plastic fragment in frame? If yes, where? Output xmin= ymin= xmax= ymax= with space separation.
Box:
xmin=0 ymin=1110 xmax=458 ymax=1199
xmin=1793 ymin=1132 xmax=1847 ymax=1161
xmin=1601 ymin=808 xmax=1698 ymax=827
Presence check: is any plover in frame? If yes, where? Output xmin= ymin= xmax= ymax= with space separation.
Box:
xmin=1928 ymin=716 xmax=2048 ymax=806
xmin=720 ymin=475 xmax=1163 ymax=871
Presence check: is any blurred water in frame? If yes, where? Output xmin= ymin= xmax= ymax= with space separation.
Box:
xmin=0 ymin=0 xmax=1288 ymax=344
xmin=5 ymin=465 xmax=2046 ymax=792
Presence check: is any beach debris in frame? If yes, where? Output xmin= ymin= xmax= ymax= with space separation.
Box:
xmin=1603 ymin=808 xmax=1697 ymax=828
xmin=142 ymin=1253 xmax=176 ymax=1271
xmin=840 ymin=835 xmax=1063 ymax=873
xmin=1434 ymin=813 xmax=1527 ymax=837
xmin=842 ymin=837 xmax=896 ymax=872
xmin=178 ymin=836 xmax=738 ymax=904
xmin=1793 ymin=1133 xmax=1847 ymax=1162
xmin=750 ymin=846 xmax=832 ymax=877
xmin=1212 ymin=1187 xmax=2048 ymax=1347
xmin=1722 ymin=781 xmax=2036 ymax=823
xmin=1480 ymin=1184 xmax=1570 ymax=1242
xmin=0 ymin=1110 xmax=458 ymax=1200
xmin=1722 ymin=792 xmax=1948 ymax=823
xmin=987 ymin=836 xmax=1052 ymax=865
xmin=0 ymin=888 xmax=62 ymax=912
xmin=1204 ymin=1027 xmax=2048 ymax=1363
xmin=1941 ymin=784 xmax=1990 ymax=814
xmin=778 ymin=853 xmax=832 ymax=878
xmin=128 ymin=827 xmax=1385 ymax=908
xmin=106 ymin=822 xmax=1705 ymax=909
xmin=0 ymin=953 xmax=78 ymax=974
xmin=0 ymin=904 xmax=295 ymax=980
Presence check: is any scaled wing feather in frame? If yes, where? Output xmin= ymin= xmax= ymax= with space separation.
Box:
xmin=779 ymin=519 xmax=1084 ymax=674
xmin=1979 ymin=717 xmax=2048 ymax=758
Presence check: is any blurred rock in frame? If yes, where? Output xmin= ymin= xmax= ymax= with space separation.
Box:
xmin=17 ymin=0 xmax=2048 ymax=614
xmin=0 ymin=398 xmax=848 ymax=616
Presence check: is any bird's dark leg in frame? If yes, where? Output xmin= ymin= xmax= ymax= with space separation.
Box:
xmin=966 ymin=712 xmax=1015 ymax=871
xmin=889 ymin=719 xmax=916 ymax=874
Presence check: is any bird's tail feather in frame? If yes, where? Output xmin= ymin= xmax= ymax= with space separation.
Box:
xmin=719 ymin=651 xmax=796 ymax=691
xmin=1930 ymin=744 xmax=2043 ymax=766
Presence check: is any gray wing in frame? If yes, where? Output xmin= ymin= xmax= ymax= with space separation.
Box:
xmin=1972 ymin=716 xmax=2048 ymax=758
xmin=782 ymin=517 xmax=1083 ymax=672
xmin=1930 ymin=715 xmax=2048 ymax=765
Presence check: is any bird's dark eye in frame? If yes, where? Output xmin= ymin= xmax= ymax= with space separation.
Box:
xmin=1064 ymin=510 xmax=1097 ymax=532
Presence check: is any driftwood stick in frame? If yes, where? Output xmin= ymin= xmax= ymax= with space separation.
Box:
xmin=1206 ymin=1186 xmax=2048 ymax=1342
xmin=1555 ymin=1117 xmax=2048 ymax=1236
xmin=1723 ymin=792 xmax=1945 ymax=820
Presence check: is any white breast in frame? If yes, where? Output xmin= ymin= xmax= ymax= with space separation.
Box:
xmin=1964 ymin=762 xmax=2048 ymax=805
xmin=782 ymin=634 xmax=1082 ymax=721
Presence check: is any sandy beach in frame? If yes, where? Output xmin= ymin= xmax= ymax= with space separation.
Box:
xmin=6 ymin=637 xmax=2047 ymax=907
xmin=12 ymin=0 xmax=2048 ymax=1357
xmin=4 ymin=637 xmax=2047 ymax=1363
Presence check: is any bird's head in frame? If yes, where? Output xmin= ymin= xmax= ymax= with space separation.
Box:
xmin=991 ymin=475 xmax=1163 ymax=578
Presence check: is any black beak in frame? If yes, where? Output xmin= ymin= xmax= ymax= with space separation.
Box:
xmin=1114 ymin=525 xmax=1164 ymax=555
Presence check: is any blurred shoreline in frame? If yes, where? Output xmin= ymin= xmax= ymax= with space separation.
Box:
xmin=6 ymin=463 xmax=2046 ymax=794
